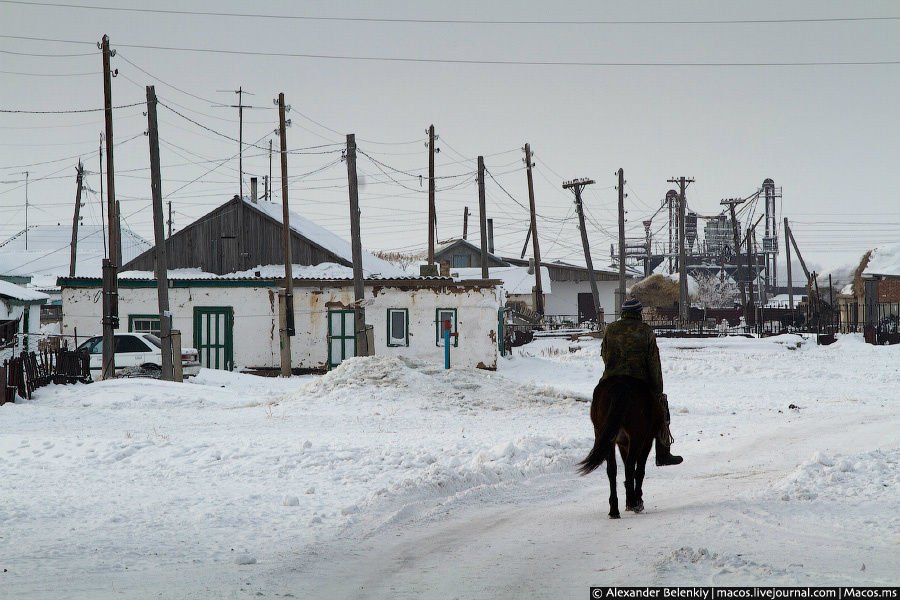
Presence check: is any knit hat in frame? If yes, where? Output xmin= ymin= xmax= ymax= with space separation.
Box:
xmin=621 ymin=298 xmax=643 ymax=312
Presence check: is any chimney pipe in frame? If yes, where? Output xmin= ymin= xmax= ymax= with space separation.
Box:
xmin=250 ymin=177 xmax=258 ymax=203
xmin=487 ymin=218 xmax=494 ymax=254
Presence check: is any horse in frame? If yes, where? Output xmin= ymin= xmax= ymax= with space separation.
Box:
xmin=577 ymin=376 xmax=664 ymax=519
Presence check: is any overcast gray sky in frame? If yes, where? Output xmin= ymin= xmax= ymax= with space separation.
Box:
xmin=2 ymin=0 xmax=899 ymax=277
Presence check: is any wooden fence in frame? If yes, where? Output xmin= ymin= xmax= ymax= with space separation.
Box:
xmin=0 ymin=348 xmax=91 ymax=405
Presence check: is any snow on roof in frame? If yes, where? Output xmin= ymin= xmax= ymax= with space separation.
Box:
xmin=840 ymin=283 xmax=855 ymax=296
xmin=0 ymin=279 xmax=49 ymax=302
xmin=0 ymin=225 xmax=151 ymax=278
xmin=118 ymin=263 xmax=358 ymax=280
xmin=449 ymin=266 xmax=551 ymax=295
xmin=863 ymin=242 xmax=900 ymax=277
xmin=245 ymin=199 xmax=405 ymax=277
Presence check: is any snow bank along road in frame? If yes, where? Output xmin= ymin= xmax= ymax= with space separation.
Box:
xmin=1 ymin=334 xmax=897 ymax=598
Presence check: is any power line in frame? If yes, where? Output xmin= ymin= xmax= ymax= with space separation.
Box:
xmin=3 ymin=2 xmax=898 ymax=25
xmin=0 ymin=47 xmax=94 ymax=57
xmin=0 ymin=101 xmax=143 ymax=114
xmin=2 ymin=35 xmax=898 ymax=68
xmin=0 ymin=69 xmax=94 ymax=76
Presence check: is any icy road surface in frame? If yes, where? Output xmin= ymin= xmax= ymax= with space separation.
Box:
xmin=1 ymin=334 xmax=897 ymax=598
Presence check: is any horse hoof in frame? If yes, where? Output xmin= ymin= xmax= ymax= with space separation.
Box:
xmin=609 ymin=512 xmax=621 ymax=519
xmin=633 ymin=502 xmax=644 ymax=513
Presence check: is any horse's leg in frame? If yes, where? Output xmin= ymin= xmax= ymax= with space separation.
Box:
xmin=631 ymin=439 xmax=653 ymax=513
xmin=606 ymin=446 xmax=619 ymax=519
xmin=623 ymin=444 xmax=637 ymax=511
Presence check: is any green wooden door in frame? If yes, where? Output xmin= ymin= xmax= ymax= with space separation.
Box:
xmin=327 ymin=310 xmax=356 ymax=369
xmin=193 ymin=306 xmax=234 ymax=370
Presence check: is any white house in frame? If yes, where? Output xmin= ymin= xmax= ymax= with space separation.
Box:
xmin=59 ymin=270 xmax=502 ymax=372
xmin=0 ymin=279 xmax=49 ymax=352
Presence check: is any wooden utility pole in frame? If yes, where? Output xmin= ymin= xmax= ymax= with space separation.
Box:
xmin=564 ymin=178 xmax=601 ymax=326
xmin=747 ymin=226 xmax=755 ymax=327
xmin=462 ymin=206 xmax=469 ymax=240
xmin=784 ymin=217 xmax=794 ymax=316
xmin=523 ymin=143 xmax=544 ymax=316
xmin=167 ymin=200 xmax=172 ymax=238
xmin=69 ymin=161 xmax=84 ymax=277
xmin=268 ymin=139 xmax=273 ymax=201
xmin=98 ymin=133 xmax=106 ymax=257
xmin=668 ymin=177 xmax=693 ymax=324
xmin=277 ymin=93 xmax=293 ymax=376
xmin=427 ymin=125 xmax=436 ymax=264
xmin=100 ymin=34 xmax=119 ymax=381
xmin=477 ymin=156 xmax=489 ymax=279
xmin=346 ymin=133 xmax=370 ymax=356
xmin=616 ymin=168 xmax=626 ymax=318
xmin=146 ymin=85 xmax=174 ymax=381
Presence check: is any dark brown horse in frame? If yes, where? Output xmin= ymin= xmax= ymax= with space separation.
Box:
xmin=577 ymin=376 xmax=664 ymax=518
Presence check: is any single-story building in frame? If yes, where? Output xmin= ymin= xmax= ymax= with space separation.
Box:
xmin=58 ymin=272 xmax=502 ymax=371
xmin=0 ymin=279 xmax=49 ymax=351
xmin=434 ymin=238 xmax=623 ymax=323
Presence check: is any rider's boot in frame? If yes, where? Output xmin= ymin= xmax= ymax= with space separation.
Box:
xmin=655 ymin=438 xmax=683 ymax=466
xmin=656 ymin=393 xmax=683 ymax=466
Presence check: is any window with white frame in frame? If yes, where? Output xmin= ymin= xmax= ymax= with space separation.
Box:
xmin=129 ymin=314 xmax=161 ymax=336
xmin=387 ymin=308 xmax=409 ymax=347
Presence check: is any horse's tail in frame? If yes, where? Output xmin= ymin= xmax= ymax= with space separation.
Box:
xmin=577 ymin=381 xmax=629 ymax=475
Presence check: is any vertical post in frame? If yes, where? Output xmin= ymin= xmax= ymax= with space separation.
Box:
xmin=250 ymin=177 xmax=257 ymax=202
xmin=146 ymin=85 xmax=174 ymax=381
xmin=69 ymin=161 xmax=84 ymax=277
xmin=784 ymin=217 xmax=793 ymax=321
xmin=346 ymin=133 xmax=369 ymax=356
xmin=277 ymin=93 xmax=294 ymax=375
xmin=444 ymin=321 xmax=451 ymax=369
xmin=171 ymin=329 xmax=183 ymax=382
xmin=477 ymin=156 xmax=489 ymax=279
xmin=278 ymin=291 xmax=290 ymax=377
xmin=568 ymin=181 xmax=601 ymax=326
xmin=98 ymin=133 xmax=106 ymax=257
xmin=829 ymin=273 xmax=834 ymax=333
xmin=524 ymin=143 xmax=544 ymax=316
xmin=238 ymin=86 xmax=243 ymax=200
xmin=747 ymin=227 xmax=755 ymax=329
xmin=677 ymin=178 xmax=688 ymax=324
xmin=167 ymin=200 xmax=172 ymax=238
xmin=462 ymin=206 xmax=469 ymax=240
xmin=268 ymin=139 xmax=273 ymax=201
xmin=428 ymin=124 xmax=436 ymax=265
xmin=100 ymin=34 xmax=118 ymax=380
xmin=487 ymin=218 xmax=494 ymax=254
xmin=728 ymin=202 xmax=747 ymax=309
xmin=617 ymin=168 xmax=626 ymax=319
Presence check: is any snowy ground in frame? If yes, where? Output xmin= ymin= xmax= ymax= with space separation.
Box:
xmin=1 ymin=334 xmax=898 ymax=598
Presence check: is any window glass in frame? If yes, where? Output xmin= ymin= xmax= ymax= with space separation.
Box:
xmin=78 ymin=336 xmax=102 ymax=354
xmin=143 ymin=334 xmax=162 ymax=348
xmin=388 ymin=309 xmax=407 ymax=346
xmin=131 ymin=316 xmax=161 ymax=335
xmin=114 ymin=335 xmax=152 ymax=353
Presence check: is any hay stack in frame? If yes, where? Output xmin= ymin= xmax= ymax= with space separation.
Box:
xmin=629 ymin=273 xmax=679 ymax=307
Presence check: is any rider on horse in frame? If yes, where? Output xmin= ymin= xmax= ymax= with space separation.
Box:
xmin=599 ymin=297 xmax=683 ymax=467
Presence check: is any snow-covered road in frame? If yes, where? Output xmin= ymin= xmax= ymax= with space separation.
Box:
xmin=1 ymin=334 xmax=897 ymax=598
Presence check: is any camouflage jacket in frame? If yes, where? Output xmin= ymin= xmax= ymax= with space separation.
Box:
xmin=599 ymin=312 xmax=664 ymax=395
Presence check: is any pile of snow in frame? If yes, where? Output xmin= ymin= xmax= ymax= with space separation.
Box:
xmin=118 ymin=263 xmax=359 ymax=281
xmin=773 ymin=449 xmax=899 ymax=502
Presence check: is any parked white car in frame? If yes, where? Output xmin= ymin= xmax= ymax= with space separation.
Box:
xmin=76 ymin=333 xmax=201 ymax=379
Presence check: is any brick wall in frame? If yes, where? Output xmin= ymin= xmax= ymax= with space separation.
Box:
xmin=877 ymin=276 xmax=900 ymax=302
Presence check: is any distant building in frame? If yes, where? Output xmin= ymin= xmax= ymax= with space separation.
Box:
xmin=433 ymin=238 xmax=623 ymax=323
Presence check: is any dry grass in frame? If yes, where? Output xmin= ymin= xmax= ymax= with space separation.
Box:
xmin=629 ymin=274 xmax=679 ymax=307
